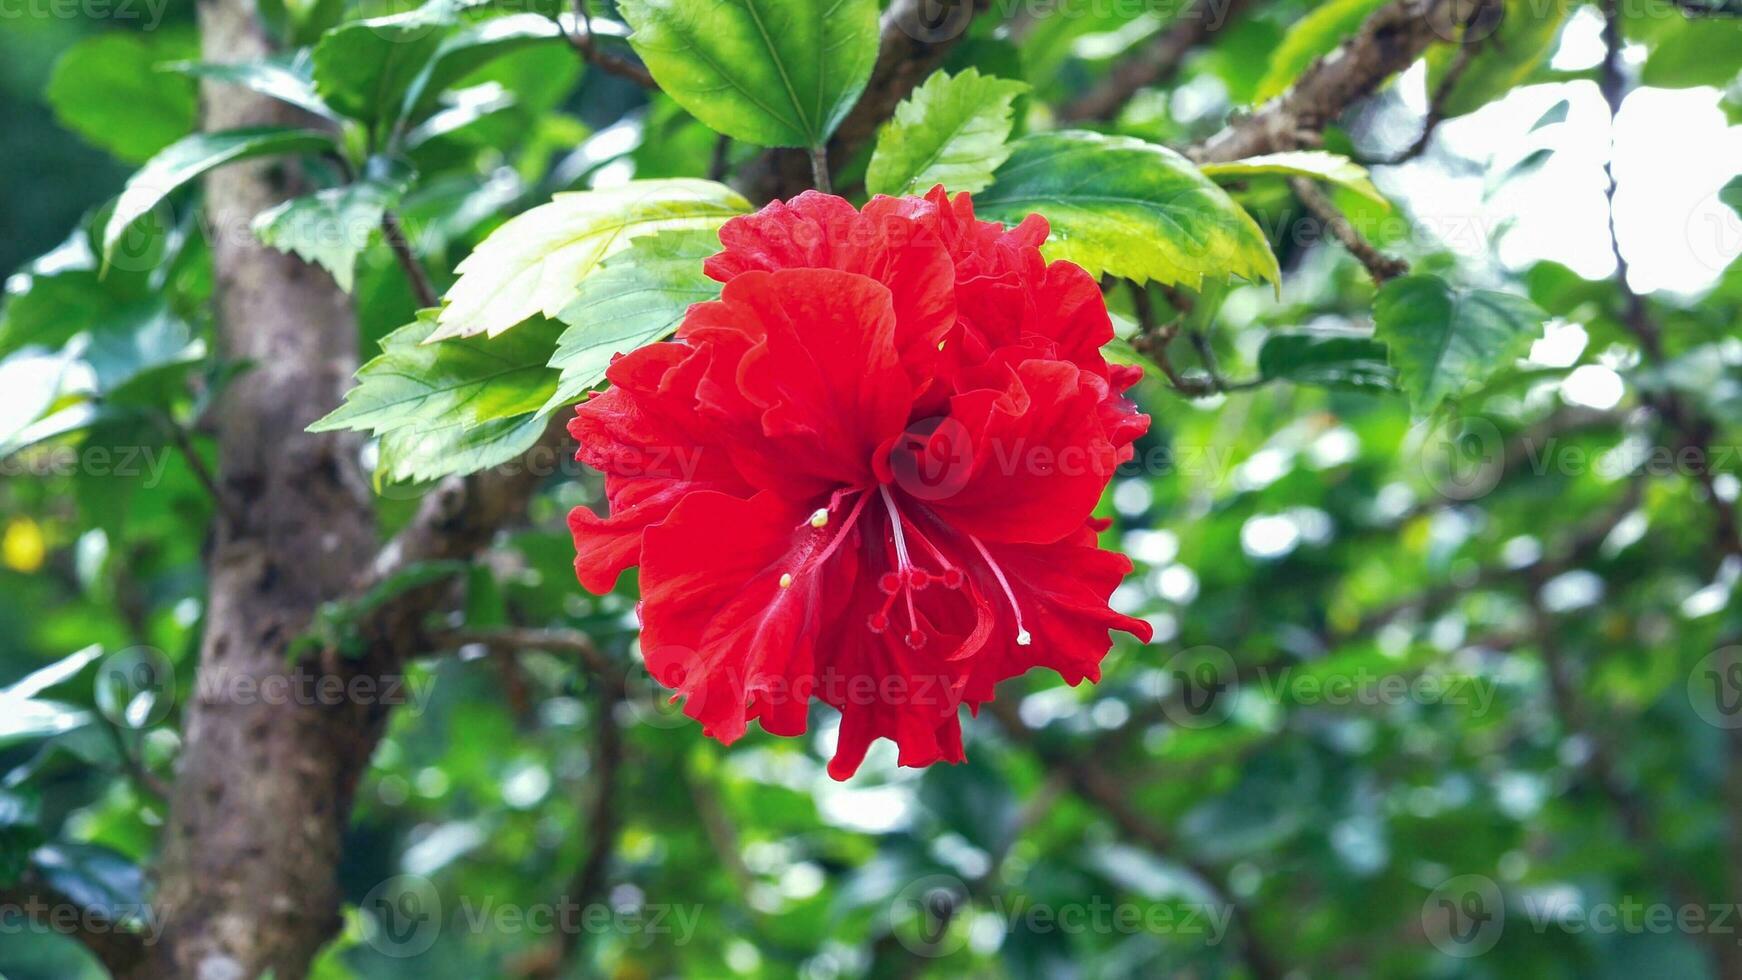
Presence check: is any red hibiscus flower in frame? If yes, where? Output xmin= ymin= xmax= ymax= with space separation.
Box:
xmin=569 ymin=188 xmax=1152 ymax=779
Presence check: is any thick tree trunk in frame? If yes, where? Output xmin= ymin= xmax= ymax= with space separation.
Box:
xmin=143 ymin=0 xmax=381 ymax=975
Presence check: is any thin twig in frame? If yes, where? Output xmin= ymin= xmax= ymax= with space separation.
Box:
xmin=1289 ymin=176 xmax=1409 ymax=283
xmin=1372 ymin=1 xmax=1492 ymax=165
xmin=153 ymin=411 xmax=240 ymax=524
xmin=563 ymin=0 xmax=657 ymax=89
xmin=380 ymin=210 xmax=438 ymax=309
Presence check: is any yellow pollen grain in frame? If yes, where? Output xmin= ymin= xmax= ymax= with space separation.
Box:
xmin=808 ymin=509 xmax=829 ymax=528
xmin=779 ymin=573 xmax=794 ymax=589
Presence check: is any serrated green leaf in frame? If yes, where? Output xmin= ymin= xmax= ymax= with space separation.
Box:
xmin=375 ymin=411 xmax=548 ymax=486
xmin=976 ymin=131 xmax=1280 ymax=290
xmin=252 ymin=171 xmax=408 ymax=292
xmin=618 ymin=0 xmax=879 ymax=148
xmin=865 ymin=69 xmax=1029 ymax=198
xmin=311 ymin=313 xmax=562 ymax=436
xmin=1258 ymin=330 xmax=1397 ymax=392
xmin=1200 ymin=151 xmax=1388 ymax=208
xmin=1373 ymin=275 xmax=1545 ymax=414
xmin=166 ymin=54 xmax=338 ymax=121
xmin=544 ymin=228 xmax=723 ymax=414
xmin=46 ymin=32 xmax=198 ymax=164
xmin=1426 ymin=0 xmax=1572 ymax=118
xmin=1254 ymin=0 xmax=1390 ymax=103
xmin=102 ymin=128 xmax=338 ymax=267
xmin=432 ymin=178 xmax=746 ymax=341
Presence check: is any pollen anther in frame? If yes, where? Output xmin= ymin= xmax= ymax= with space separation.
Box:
xmin=778 ymin=573 xmax=793 ymax=589
xmin=809 ymin=508 xmax=829 ymax=528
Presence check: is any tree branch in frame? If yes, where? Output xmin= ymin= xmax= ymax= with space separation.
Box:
xmin=563 ymin=0 xmax=656 ymax=89
xmin=1059 ymin=0 xmax=1251 ymax=122
xmin=1290 ymin=176 xmax=1409 ymax=282
xmin=1194 ymin=0 xmax=1472 ymax=164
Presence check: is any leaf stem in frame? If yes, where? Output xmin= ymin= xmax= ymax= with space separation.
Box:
xmin=381 ymin=210 xmax=439 ymax=309
xmin=807 ymin=145 xmax=832 ymax=194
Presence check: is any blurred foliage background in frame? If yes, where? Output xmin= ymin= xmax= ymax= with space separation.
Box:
xmin=3 ymin=0 xmax=1742 ymax=977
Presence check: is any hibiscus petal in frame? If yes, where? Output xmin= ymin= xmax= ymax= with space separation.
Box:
xmin=920 ymin=358 xmax=1120 ymax=545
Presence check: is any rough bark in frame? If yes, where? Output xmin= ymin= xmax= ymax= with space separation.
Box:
xmin=143 ymin=0 xmax=379 ymax=975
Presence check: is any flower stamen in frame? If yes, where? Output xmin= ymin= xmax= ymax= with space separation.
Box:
xmin=970 ymin=534 xmax=1032 ymax=646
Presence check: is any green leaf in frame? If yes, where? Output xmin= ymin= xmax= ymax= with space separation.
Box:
xmin=31 ymin=843 xmax=145 ymax=914
xmin=617 ymin=0 xmax=880 ymax=148
xmin=1641 ymin=16 xmax=1742 ymax=88
xmin=166 ymin=54 xmax=338 ymax=121
xmin=0 ymin=697 xmax=90 ymax=749
xmin=311 ymin=3 xmax=460 ymax=126
xmin=1254 ymin=0 xmax=1390 ymax=103
xmin=1199 ymin=151 xmax=1388 ymax=208
xmin=46 ymin=32 xmax=198 ymax=164
xmin=1258 ymin=330 xmax=1397 ymax=392
xmin=1373 ymin=275 xmax=1545 ymax=413
xmin=432 ymin=178 xmax=747 ymax=341
xmin=375 ymin=411 xmax=548 ymax=486
xmin=310 ymin=313 xmax=562 ymax=436
xmin=400 ymin=12 xmax=617 ymax=122
xmin=976 ymin=131 xmax=1280 ymax=290
xmin=1425 ymin=0 xmax=1573 ymax=118
xmin=545 ymin=228 xmax=724 ymax=413
xmin=102 ymin=128 xmax=339 ymax=267
xmin=252 ymin=168 xmax=409 ymax=292
xmin=865 ymin=69 xmax=1029 ymax=198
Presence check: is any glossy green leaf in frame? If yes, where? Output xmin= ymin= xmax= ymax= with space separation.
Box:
xmin=1426 ymin=0 xmax=1573 ymax=118
xmin=1258 ymin=330 xmax=1397 ymax=392
xmin=102 ymin=128 xmax=338 ymax=267
xmin=1199 ymin=151 xmax=1388 ymax=208
xmin=46 ymin=32 xmax=198 ymax=164
xmin=976 ymin=131 xmax=1280 ymax=289
xmin=311 ymin=313 xmax=563 ymax=436
xmin=865 ymin=69 xmax=1029 ymax=198
xmin=1373 ymin=274 xmax=1545 ymax=413
xmin=1254 ymin=0 xmax=1389 ymax=103
xmin=617 ymin=0 xmax=880 ymax=148
xmin=311 ymin=4 xmax=457 ymax=126
xmin=252 ymin=170 xmax=408 ymax=292
xmin=544 ymin=228 xmax=723 ymax=414
xmin=400 ymin=13 xmax=621 ymax=122
xmin=166 ymin=54 xmax=338 ymax=121
xmin=432 ymin=178 xmax=747 ymax=341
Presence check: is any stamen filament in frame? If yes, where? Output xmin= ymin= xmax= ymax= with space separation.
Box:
xmin=969 ymin=534 xmax=1032 ymax=646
